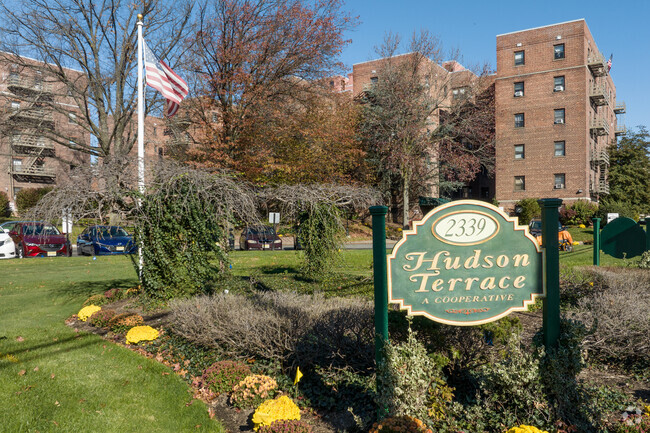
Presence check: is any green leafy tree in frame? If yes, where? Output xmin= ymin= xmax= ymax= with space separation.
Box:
xmin=607 ymin=127 xmax=650 ymax=213
xmin=297 ymin=203 xmax=345 ymax=277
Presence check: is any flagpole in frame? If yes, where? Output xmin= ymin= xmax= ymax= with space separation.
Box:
xmin=136 ymin=14 xmax=145 ymax=277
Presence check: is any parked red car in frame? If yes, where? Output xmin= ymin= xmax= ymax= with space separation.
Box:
xmin=9 ymin=222 xmax=71 ymax=258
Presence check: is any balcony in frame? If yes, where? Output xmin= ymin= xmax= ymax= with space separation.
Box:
xmin=8 ymin=108 xmax=55 ymax=129
xmin=7 ymin=74 xmax=53 ymax=99
xmin=615 ymin=124 xmax=627 ymax=136
xmin=10 ymin=135 xmax=56 ymax=157
xmin=589 ymin=118 xmax=610 ymax=136
xmin=587 ymin=52 xmax=608 ymax=77
xmin=591 ymin=150 xmax=610 ymax=166
xmin=589 ymin=83 xmax=609 ymax=106
xmin=614 ymin=101 xmax=626 ymax=114
xmin=591 ymin=180 xmax=610 ymax=195
xmin=9 ymin=163 xmax=56 ymax=182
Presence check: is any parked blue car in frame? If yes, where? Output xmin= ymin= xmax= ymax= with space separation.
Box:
xmin=77 ymin=225 xmax=137 ymax=256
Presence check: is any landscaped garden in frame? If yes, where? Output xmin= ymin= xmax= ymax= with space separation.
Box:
xmin=1 ymin=244 xmax=649 ymax=433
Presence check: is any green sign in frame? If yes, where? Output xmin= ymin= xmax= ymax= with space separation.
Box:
xmin=601 ymin=217 xmax=646 ymax=259
xmin=388 ymin=200 xmax=544 ymax=326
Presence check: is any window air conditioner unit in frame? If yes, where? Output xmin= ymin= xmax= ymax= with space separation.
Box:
xmin=555 ymin=183 xmax=565 ymax=189
xmin=554 ymin=85 xmax=564 ymax=92
xmin=514 ymin=91 xmax=523 ymax=97
xmin=555 ymin=118 xmax=564 ymax=124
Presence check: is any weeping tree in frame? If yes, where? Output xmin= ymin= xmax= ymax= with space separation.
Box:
xmin=28 ymin=159 xmax=259 ymax=299
xmin=259 ymin=184 xmax=379 ymax=276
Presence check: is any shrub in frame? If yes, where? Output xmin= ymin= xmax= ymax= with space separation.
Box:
xmin=565 ymin=200 xmax=598 ymax=226
xmin=78 ymin=305 xmax=102 ymax=322
xmin=125 ymin=326 xmax=159 ymax=344
xmin=195 ymin=361 xmax=251 ymax=397
xmin=368 ymin=416 xmax=432 ymax=433
xmin=82 ymin=294 xmax=107 ymax=307
xmin=637 ymin=251 xmax=650 ymax=269
xmin=169 ymin=292 xmax=373 ymax=365
xmin=104 ymin=288 xmax=124 ymax=301
xmin=88 ymin=309 xmax=116 ymax=327
xmin=15 ymin=187 xmax=53 ymax=215
xmin=108 ymin=313 xmax=144 ymax=333
xmin=257 ymin=420 xmax=313 ymax=433
xmin=376 ymin=325 xmax=449 ymax=420
xmin=230 ymin=374 xmax=278 ymax=409
xmin=252 ymin=395 xmax=300 ymax=431
xmin=595 ymin=199 xmax=639 ymax=222
xmin=570 ymin=268 xmax=650 ymax=369
xmin=515 ymin=198 xmax=541 ymax=225
xmin=0 ymin=191 xmax=11 ymax=217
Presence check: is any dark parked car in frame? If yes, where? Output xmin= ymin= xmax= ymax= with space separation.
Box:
xmin=239 ymin=226 xmax=282 ymax=250
xmin=77 ymin=225 xmax=137 ymax=256
xmin=9 ymin=222 xmax=71 ymax=258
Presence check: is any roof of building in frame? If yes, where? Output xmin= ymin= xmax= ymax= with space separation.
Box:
xmin=496 ymin=19 xmax=585 ymax=37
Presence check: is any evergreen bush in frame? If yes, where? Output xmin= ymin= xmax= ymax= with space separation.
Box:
xmin=0 ymin=191 xmax=11 ymax=217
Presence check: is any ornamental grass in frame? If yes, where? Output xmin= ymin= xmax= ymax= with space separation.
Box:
xmin=78 ymin=305 xmax=102 ymax=322
xmin=125 ymin=325 xmax=159 ymax=344
xmin=252 ymin=395 xmax=301 ymax=431
xmin=368 ymin=415 xmax=432 ymax=433
xmin=230 ymin=374 xmax=278 ymax=409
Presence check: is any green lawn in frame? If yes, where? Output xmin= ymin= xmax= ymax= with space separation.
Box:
xmin=0 ymin=255 xmax=224 ymax=433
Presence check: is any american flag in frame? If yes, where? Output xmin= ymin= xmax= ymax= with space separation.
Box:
xmin=607 ymin=54 xmax=613 ymax=72
xmin=143 ymin=40 xmax=188 ymax=117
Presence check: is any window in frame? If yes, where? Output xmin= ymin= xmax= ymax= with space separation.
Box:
xmin=68 ymin=113 xmax=76 ymax=123
xmin=514 ymin=82 xmax=524 ymax=97
xmin=211 ymin=113 xmax=218 ymax=123
xmin=514 ymin=113 xmax=525 ymax=128
xmin=13 ymin=187 xmax=22 ymax=199
xmin=514 ymin=144 xmax=525 ymax=159
xmin=370 ymin=76 xmax=378 ymax=84
xmin=554 ymin=44 xmax=565 ymax=60
xmin=514 ymin=50 xmax=525 ymax=66
xmin=554 ymin=76 xmax=565 ymax=92
xmin=514 ymin=176 xmax=525 ymax=191
xmin=554 ymin=109 xmax=565 ymax=124
xmin=11 ymin=101 xmax=20 ymax=111
xmin=554 ymin=173 xmax=566 ymax=189
xmin=12 ymin=159 xmax=22 ymax=172
xmin=452 ymin=87 xmax=468 ymax=100
xmin=554 ymin=141 xmax=566 ymax=157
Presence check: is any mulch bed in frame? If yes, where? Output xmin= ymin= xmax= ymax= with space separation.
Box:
xmin=69 ymin=299 xmax=649 ymax=432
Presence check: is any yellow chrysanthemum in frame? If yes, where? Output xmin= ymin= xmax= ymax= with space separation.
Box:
xmin=506 ymin=426 xmax=549 ymax=433
xmin=78 ymin=305 xmax=102 ymax=322
xmin=125 ymin=325 xmax=159 ymax=344
xmin=252 ymin=396 xmax=300 ymax=431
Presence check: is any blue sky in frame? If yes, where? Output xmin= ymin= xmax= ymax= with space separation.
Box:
xmin=339 ymin=0 xmax=648 ymax=131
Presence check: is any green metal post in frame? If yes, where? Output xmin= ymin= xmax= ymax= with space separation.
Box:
xmin=646 ymin=217 xmax=650 ymax=252
xmin=592 ymin=218 xmax=601 ymax=266
xmin=370 ymin=206 xmax=389 ymax=367
xmin=539 ymin=198 xmax=562 ymax=350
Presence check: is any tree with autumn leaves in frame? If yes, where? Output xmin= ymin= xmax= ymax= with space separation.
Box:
xmin=180 ymin=0 xmax=363 ymax=184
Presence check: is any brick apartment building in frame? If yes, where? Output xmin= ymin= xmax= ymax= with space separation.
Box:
xmin=0 ymin=55 xmax=90 ymax=211
xmin=494 ymin=19 xmax=623 ymax=210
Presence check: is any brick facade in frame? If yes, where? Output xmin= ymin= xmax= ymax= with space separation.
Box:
xmin=0 ymin=56 xmax=90 ymax=211
xmin=494 ymin=19 xmax=620 ymax=210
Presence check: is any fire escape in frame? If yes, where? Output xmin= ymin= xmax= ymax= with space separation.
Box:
xmin=6 ymin=71 xmax=57 ymax=184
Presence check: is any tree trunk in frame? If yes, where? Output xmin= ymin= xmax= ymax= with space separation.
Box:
xmin=402 ymin=169 xmax=410 ymax=229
